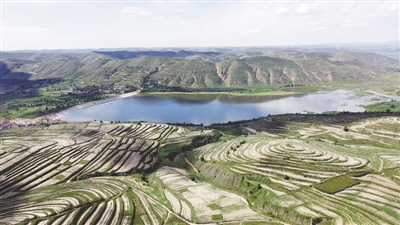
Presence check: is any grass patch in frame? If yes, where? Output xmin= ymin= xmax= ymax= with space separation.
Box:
xmin=314 ymin=175 xmax=360 ymax=194
xmin=363 ymin=101 xmax=400 ymax=113
xmin=346 ymin=169 xmax=371 ymax=177
xmin=246 ymin=86 xmax=280 ymax=93
xmin=314 ymin=133 xmax=392 ymax=149
xmin=159 ymin=141 xmax=191 ymax=158
xmin=285 ymin=143 xmax=294 ymax=148
xmin=383 ymin=167 xmax=399 ymax=178
xmin=221 ymin=128 xmax=243 ymax=136
xmin=63 ymin=161 xmax=72 ymax=166
xmin=380 ymin=206 xmax=399 ymax=218
xmin=355 ymin=91 xmax=374 ymax=97
xmin=303 ymin=110 xmax=315 ymax=114
xmin=240 ymin=222 xmax=283 ymax=225
xmin=281 ymin=86 xmax=320 ymax=93
xmin=211 ymin=214 xmax=223 ymax=221
xmin=14 ymin=175 xmax=24 ymax=181
xmin=166 ymin=215 xmax=189 ymax=225
xmin=79 ymin=160 xmax=89 ymax=165
xmin=179 ymin=188 xmax=189 ymax=193
xmin=208 ymin=203 xmax=221 ymax=210
xmin=55 ymin=175 xmax=65 ymax=180
xmin=84 ymin=130 xmax=98 ymax=137
xmin=222 ymin=130 xmax=233 ymax=135
xmin=322 ymin=111 xmax=340 ymax=115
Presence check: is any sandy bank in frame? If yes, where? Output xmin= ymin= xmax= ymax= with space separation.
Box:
xmin=49 ymin=90 xmax=140 ymax=120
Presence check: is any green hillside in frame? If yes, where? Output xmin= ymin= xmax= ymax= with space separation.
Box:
xmin=1 ymin=49 xmax=396 ymax=90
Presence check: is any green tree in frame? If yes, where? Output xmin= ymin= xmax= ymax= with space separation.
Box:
xmin=141 ymin=172 xmax=147 ymax=182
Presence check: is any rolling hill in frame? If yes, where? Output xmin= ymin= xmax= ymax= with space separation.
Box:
xmin=1 ymin=47 xmax=397 ymax=89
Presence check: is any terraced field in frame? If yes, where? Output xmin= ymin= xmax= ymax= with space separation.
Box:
xmin=193 ymin=115 xmax=400 ymax=224
xmin=0 ymin=122 xmax=174 ymax=198
xmin=155 ymin=166 xmax=273 ymax=224
xmin=1 ymin=115 xmax=399 ymax=224
xmin=0 ymin=122 xmax=200 ymax=224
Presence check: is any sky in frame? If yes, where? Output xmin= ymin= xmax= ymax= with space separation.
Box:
xmin=1 ymin=0 xmax=399 ymax=51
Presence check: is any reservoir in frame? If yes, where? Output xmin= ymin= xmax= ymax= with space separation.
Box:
xmin=61 ymin=90 xmax=391 ymax=125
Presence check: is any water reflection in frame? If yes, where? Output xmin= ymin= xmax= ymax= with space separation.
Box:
xmin=139 ymin=93 xmax=284 ymax=104
xmin=62 ymin=90 xmax=390 ymax=125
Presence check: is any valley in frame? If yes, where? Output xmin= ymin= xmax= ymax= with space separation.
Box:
xmin=2 ymin=0 xmax=399 ymax=224
xmin=1 ymin=46 xmax=400 ymax=225
xmin=1 ymin=46 xmax=399 ymax=120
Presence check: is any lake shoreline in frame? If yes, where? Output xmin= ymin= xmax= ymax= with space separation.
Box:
xmin=60 ymin=89 xmax=386 ymax=125
xmin=45 ymin=90 xmax=141 ymax=120
xmin=139 ymin=90 xmax=309 ymax=97
xmin=17 ymin=89 xmax=312 ymax=122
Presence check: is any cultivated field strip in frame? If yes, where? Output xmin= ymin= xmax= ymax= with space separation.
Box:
xmin=0 ymin=122 xmax=208 ymax=224
xmin=0 ymin=176 xmax=190 ymax=225
xmin=293 ymin=184 xmax=400 ymax=225
xmin=1 ymin=116 xmax=399 ymax=225
xmin=194 ymin=137 xmax=368 ymax=191
xmin=0 ymin=122 xmax=184 ymax=197
xmin=156 ymin=166 xmax=276 ymax=224
xmin=0 ymin=177 xmax=121 ymax=224
xmin=192 ymin=116 xmax=400 ymax=224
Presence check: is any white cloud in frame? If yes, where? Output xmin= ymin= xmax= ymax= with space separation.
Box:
xmin=167 ymin=21 xmax=189 ymax=26
xmin=274 ymin=7 xmax=289 ymax=15
xmin=1 ymin=1 xmax=398 ymax=50
xmin=373 ymin=3 xmax=399 ymax=16
xmin=341 ymin=19 xmax=369 ymax=28
xmin=297 ymin=4 xmax=310 ymax=14
xmin=339 ymin=8 xmax=351 ymax=15
xmin=121 ymin=7 xmax=153 ymax=18
xmin=312 ymin=26 xmax=326 ymax=31
xmin=2 ymin=24 xmax=50 ymax=34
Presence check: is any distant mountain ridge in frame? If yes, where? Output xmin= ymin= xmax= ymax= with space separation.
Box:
xmin=92 ymin=50 xmax=220 ymax=60
xmin=1 ymin=47 xmax=398 ymax=89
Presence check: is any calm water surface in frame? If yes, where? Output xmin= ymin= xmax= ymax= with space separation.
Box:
xmin=62 ymin=90 xmax=388 ymax=125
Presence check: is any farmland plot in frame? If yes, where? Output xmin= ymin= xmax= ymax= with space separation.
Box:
xmin=1 ymin=115 xmax=399 ymax=225
xmin=194 ymin=137 xmax=367 ymax=191
xmin=156 ymin=166 xmax=276 ymax=224
xmin=191 ymin=115 xmax=400 ymax=224
xmin=0 ymin=122 xmax=183 ymax=197
xmin=0 ymin=122 xmax=208 ymax=224
xmin=0 ymin=176 xmax=184 ymax=225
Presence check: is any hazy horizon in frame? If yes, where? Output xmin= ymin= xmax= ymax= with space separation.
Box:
xmin=1 ymin=0 xmax=399 ymax=51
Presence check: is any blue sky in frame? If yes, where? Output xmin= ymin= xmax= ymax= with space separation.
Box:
xmin=1 ymin=0 xmax=399 ymax=50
